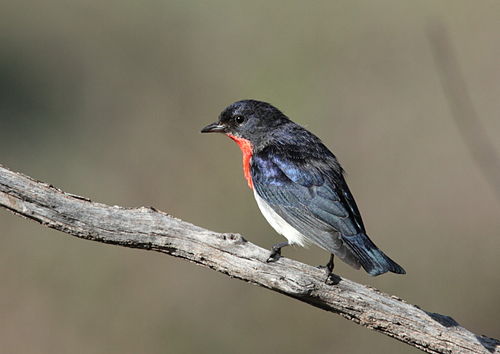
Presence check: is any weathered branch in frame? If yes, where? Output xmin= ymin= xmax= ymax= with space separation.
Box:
xmin=0 ymin=164 xmax=498 ymax=354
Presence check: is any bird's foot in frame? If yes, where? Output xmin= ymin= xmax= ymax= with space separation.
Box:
xmin=266 ymin=241 xmax=289 ymax=263
xmin=324 ymin=273 xmax=340 ymax=285
xmin=318 ymin=254 xmax=339 ymax=285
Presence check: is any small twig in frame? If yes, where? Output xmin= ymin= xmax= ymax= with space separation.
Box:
xmin=0 ymin=164 xmax=498 ymax=353
xmin=428 ymin=22 xmax=500 ymax=205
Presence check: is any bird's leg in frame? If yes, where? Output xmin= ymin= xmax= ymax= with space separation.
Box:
xmin=266 ymin=241 xmax=289 ymax=263
xmin=323 ymin=254 xmax=339 ymax=284
xmin=326 ymin=254 xmax=335 ymax=276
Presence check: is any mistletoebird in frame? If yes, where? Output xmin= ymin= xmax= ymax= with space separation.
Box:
xmin=201 ymin=100 xmax=405 ymax=278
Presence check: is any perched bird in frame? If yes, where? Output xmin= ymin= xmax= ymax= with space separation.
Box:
xmin=201 ymin=100 xmax=405 ymax=278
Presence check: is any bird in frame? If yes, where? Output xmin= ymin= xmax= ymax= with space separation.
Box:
xmin=201 ymin=99 xmax=405 ymax=279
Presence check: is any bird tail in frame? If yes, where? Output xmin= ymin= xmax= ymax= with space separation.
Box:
xmin=343 ymin=233 xmax=406 ymax=276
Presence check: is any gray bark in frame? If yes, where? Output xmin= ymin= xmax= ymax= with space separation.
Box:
xmin=0 ymin=164 xmax=498 ymax=354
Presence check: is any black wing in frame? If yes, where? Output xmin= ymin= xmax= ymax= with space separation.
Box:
xmin=251 ymin=145 xmax=405 ymax=275
xmin=251 ymin=147 xmax=363 ymax=268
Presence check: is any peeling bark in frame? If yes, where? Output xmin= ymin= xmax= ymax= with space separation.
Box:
xmin=0 ymin=164 xmax=498 ymax=353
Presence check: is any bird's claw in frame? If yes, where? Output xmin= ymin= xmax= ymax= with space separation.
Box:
xmin=266 ymin=241 xmax=289 ymax=263
xmin=324 ymin=274 xmax=340 ymax=285
xmin=266 ymin=250 xmax=281 ymax=263
xmin=320 ymin=254 xmax=339 ymax=284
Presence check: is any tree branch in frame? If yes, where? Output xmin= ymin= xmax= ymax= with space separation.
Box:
xmin=0 ymin=164 xmax=498 ymax=354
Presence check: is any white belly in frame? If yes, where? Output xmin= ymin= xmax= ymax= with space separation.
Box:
xmin=253 ymin=189 xmax=308 ymax=247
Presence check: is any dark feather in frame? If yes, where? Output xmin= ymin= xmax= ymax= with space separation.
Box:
xmin=252 ymin=124 xmax=405 ymax=275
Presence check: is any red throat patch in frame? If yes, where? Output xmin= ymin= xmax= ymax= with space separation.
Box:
xmin=227 ymin=134 xmax=254 ymax=189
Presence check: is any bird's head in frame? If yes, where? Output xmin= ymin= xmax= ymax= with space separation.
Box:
xmin=201 ymin=100 xmax=289 ymax=145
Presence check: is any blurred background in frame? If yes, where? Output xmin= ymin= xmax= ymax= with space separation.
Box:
xmin=1 ymin=1 xmax=499 ymax=353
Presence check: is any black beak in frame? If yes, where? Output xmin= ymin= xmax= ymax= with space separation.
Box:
xmin=201 ymin=122 xmax=225 ymax=133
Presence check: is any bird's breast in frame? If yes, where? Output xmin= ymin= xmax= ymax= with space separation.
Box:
xmin=253 ymin=189 xmax=308 ymax=247
xmin=227 ymin=134 xmax=254 ymax=189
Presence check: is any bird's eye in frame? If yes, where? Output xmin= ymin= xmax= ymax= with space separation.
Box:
xmin=234 ymin=115 xmax=245 ymax=124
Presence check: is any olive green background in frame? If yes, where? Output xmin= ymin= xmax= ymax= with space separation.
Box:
xmin=1 ymin=1 xmax=499 ymax=353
